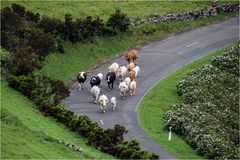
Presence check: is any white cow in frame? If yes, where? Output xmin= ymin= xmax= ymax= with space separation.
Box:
xmin=98 ymin=94 xmax=109 ymax=113
xmin=91 ymin=86 xmax=100 ymax=104
xmin=111 ymin=97 xmax=116 ymax=111
xmin=108 ymin=62 xmax=119 ymax=73
xmin=129 ymin=80 xmax=137 ymax=96
xmin=116 ymin=65 xmax=127 ymax=81
xmin=118 ymin=81 xmax=129 ymax=100
xmin=133 ymin=66 xmax=140 ymax=77
xmin=124 ymin=77 xmax=131 ymax=87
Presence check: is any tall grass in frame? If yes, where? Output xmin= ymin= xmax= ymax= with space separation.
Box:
xmin=137 ymin=43 xmax=237 ymax=159
xmin=39 ymin=12 xmax=237 ymax=83
xmin=1 ymin=80 xmax=114 ymax=159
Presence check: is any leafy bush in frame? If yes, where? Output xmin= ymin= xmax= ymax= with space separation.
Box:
xmin=212 ymin=44 xmax=239 ymax=77
xmin=107 ymin=9 xmax=131 ymax=34
xmin=11 ymin=3 xmax=26 ymax=17
xmin=8 ymin=46 xmax=42 ymax=76
xmin=164 ymin=44 xmax=239 ymax=159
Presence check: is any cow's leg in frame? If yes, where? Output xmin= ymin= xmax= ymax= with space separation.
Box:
xmin=111 ymin=82 xmax=114 ymax=89
xmin=78 ymin=83 xmax=82 ymax=91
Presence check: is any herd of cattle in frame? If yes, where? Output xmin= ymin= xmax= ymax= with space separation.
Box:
xmin=76 ymin=50 xmax=140 ymax=113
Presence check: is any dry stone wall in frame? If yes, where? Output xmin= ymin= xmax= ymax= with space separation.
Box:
xmin=131 ymin=3 xmax=239 ymax=26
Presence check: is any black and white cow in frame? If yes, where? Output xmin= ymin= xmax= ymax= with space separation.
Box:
xmin=90 ymin=76 xmax=101 ymax=87
xmin=77 ymin=72 xmax=87 ymax=91
xmin=106 ymin=72 xmax=116 ymax=91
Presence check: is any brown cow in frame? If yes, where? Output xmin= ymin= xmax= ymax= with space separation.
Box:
xmin=128 ymin=70 xmax=135 ymax=81
xmin=125 ymin=49 xmax=138 ymax=63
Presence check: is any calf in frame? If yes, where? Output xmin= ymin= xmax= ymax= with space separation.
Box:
xmin=106 ymin=72 xmax=116 ymax=91
xmin=77 ymin=72 xmax=87 ymax=91
xmin=98 ymin=94 xmax=109 ymax=113
xmin=111 ymin=97 xmax=116 ymax=111
xmin=90 ymin=76 xmax=101 ymax=87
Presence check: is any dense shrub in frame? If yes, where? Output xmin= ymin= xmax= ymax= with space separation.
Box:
xmin=212 ymin=44 xmax=239 ymax=77
xmin=164 ymin=44 xmax=239 ymax=159
xmin=7 ymin=46 xmax=42 ymax=76
xmin=107 ymin=9 xmax=131 ymax=34
xmin=11 ymin=3 xmax=26 ymax=17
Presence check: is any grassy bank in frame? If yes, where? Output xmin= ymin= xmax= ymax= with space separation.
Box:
xmin=1 ymin=1 xmax=232 ymax=20
xmin=1 ymin=80 xmax=114 ymax=159
xmin=137 ymin=43 xmax=237 ymax=159
xmin=39 ymin=12 xmax=237 ymax=83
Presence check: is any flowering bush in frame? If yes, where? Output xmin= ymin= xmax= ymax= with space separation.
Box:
xmin=164 ymin=44 xmax=239 ymax=159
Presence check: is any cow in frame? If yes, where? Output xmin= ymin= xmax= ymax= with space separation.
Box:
xmin=118 ymin=81 xmax=129 ymax=100
xmin=77 ymin=72 xmax=87 ymax=91
xmin=90 ymin=75 xmax=101 ymax=87
xmin=129 ymin=80 xmax=137 ymax=96
xmin=91 ymin=86 xmax=100 ymax=104
xmin=106 ymin=72 xmax=116 ymax=91
xmin=111 ymin=97 xmax=116 ymax=111
xmin=98 ymin=94 xmax=109 ymax=113
xmin=108 ymin=62 xmax=119 ymax=74
xmin=128 ymin=70 xmax=135 ymax=81
xmin=125 ymin=49 xmax=138 ymax=63
xmin=116 ymin=65 xmax=127 ymax=81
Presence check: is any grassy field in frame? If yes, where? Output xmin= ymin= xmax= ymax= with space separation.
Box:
xmin=39 ymin=12 xmax=237 ymax=83
xmin=1 ymin=80 xmax=114 ymax=159
xmin=0 ymin=1 xmax=230 ymax=20
xmin=137 ymin=43 xmax=237 ymax=159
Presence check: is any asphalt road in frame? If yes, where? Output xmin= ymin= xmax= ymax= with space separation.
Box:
xmin=63 ymin=17 xmax=239 ymax=159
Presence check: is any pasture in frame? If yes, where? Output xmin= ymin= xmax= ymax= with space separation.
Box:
xmin=137 ymin=43 xmax=237 ymax=159
xmin=1 ymin=80 xmax=114 ymax=159
xmin=0 ymin=1 xmax=231 ymax=20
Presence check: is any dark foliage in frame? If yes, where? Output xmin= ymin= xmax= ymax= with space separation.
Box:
xmin=11 ymin=3 xmax=26 ymax=17
xmin=8 ymin=46 xmax=42 ymax=76
xmin=25 ymin=10 xmax=40 ymax=23
xmin=107 ymin=9 xmax=131 ymax=34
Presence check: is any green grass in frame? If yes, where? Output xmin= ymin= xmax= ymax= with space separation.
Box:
xmin=1 ymin=1 xmax=235 ymax=20
xmin=1 ymin=80 xmax=114 ymax=159
xmin=39 ymin=12 xmax=237 ymax=83
xmin=137 ymin=43 xmax=237 ymax=159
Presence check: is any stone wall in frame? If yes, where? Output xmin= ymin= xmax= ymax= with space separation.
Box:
xmin=131 ymin=3 xmax=239 ymax=26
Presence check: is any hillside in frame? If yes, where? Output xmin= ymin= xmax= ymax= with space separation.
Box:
xmin=1 ymin=80 xmax=114 ymax=159
xmin=1 ymin=1 xmax=238 ymax=159
xmin=1 ymin=1 xmax=236 ymax=20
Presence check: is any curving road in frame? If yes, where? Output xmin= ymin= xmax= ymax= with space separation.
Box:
xmin=63 ymin=17 xmax=239 ymax=159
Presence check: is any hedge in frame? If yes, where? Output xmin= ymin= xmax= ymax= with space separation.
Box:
xmin=164 ymin=44 xmax=239 ymax=159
